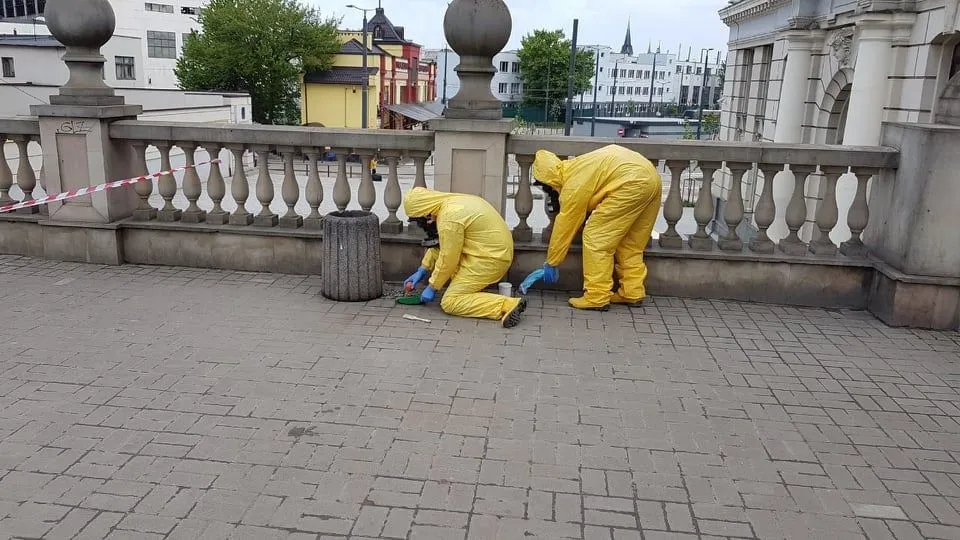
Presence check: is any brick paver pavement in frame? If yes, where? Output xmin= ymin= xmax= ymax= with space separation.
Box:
xmin=1 ymin=255 xmax=959 ymax=540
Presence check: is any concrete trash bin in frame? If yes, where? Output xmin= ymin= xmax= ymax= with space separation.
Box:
xmin=321 ymin=210 xmax=383 ymax=301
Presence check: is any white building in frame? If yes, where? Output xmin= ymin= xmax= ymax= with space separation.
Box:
xmin=1 ymin=0 xmax=208 ymax=89
xmin=424 ymin=48 xmax=523 ymax=106
xmin=574 ymin=23 xmax=725 ymax=117
xmin=715 ymin=0 xmax=960 ymax=246
xmin=718 ymin=0 xmax=960 ymax=144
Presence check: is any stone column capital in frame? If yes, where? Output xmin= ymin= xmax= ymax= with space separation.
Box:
xmin=781 ymin=30 xmax=826 ymax=51
xmin=853 ymin=12 xmax=916 ymax=41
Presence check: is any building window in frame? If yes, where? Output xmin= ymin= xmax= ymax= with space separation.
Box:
xmin=509 ymin=82 xmax=520 ymax=94
xmin=619 ymin=86 xmax=625 ymax=95
xmin=658 ymin=87 xmax=664 ymax=96
xmin=144 ymin=2 xmax=174 ymax=13
xmin=705 ymin=67 xmax=711 ymax=77
xmin=620 ymin=69 xmax=626 ymax=77
xmin=676 ymin=65 xmax=682 ymax=74
xmin=115 ymin=56 xmax=135 ymax=80
xmin=642 ymin=87 xmax=648 ymax=96
xmin=686 ymin=65 xmax=692 ymax=74
xmin=498 ymin=82 xmax=507 ymax=94
xmin=628 ymin=70 xmax=634 ymax=78
xmin=241 ymin=107 xmax=246 ymax=120
xmin=147 ymin=30 xmax=177 ymax=59
xmin=181 ymin=6 xmax=199 ymax=15
xmin=609 ymin=87 xmax=615 ymax=95
xmin=373 ymin=26 xmax=383 ymax=39
xmin=599 ymin=67 xmax=603 ymax=72
xmin=511 ymin=62 xmax=520 ymax=73
xmin=1 ymin=57 xmax=13 ymax=78
xmin=499 ymin=61 xmax=508 ymax=72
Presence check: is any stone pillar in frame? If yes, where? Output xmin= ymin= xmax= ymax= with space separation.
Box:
xmin=429 ymin=0 xmax=513 ymax=213
xmin=773 ymin=32 xmax=821 ymax=144
xmin=843 ymin=17 xmax=897 ymax=146
xmin=30 ymin=0 xmax=142 ymax=263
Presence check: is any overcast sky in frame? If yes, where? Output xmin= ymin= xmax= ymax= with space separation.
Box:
xmin=316 ymin=0 xmax=732 ymax=56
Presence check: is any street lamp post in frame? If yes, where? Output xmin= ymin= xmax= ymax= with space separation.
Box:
xmin=696 ymin=47 xmax=714 ymax=140
xmin=442 ymin=46 xmax=449 ymax=104
xmin=590 ymin=46 xmax=600 ymax=136
xmin=647 ymin=46 xmax=659 ymax=116
xmin=346 ymin=4 xmax=374 ymax=129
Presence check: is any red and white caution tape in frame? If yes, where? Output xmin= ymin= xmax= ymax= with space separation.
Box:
xmin=0 ymin=159 xmax=222 ymax=214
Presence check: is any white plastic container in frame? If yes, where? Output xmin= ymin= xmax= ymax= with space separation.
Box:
xmin=498 ymin=282 xmax=513 ymax=297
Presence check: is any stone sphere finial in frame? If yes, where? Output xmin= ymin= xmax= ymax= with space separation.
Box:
xmin=46 ymin=0 xmax=116 ymax=51
xmin=442 ymin=0 xmax=512 ymax=120
xmin=43 ymin=0 xmax=124 ymax=106
xmin=443 ymin=0 xmax=511 ymax=57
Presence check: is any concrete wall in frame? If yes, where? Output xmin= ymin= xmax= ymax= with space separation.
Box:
xmin=301 ymin=82 xmax=379 ymax=128
xmin=0 ymin=35 xmax=144 ymax=89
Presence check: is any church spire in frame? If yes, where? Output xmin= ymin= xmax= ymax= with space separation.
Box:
xmin=620 ymin=18 xmax=633 ymax=56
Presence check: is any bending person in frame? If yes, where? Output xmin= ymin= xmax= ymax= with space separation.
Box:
xmin=403 ymin=187 xmax=527 ymax=328
xmin=532 ymin=144 xmax=662 ymax=310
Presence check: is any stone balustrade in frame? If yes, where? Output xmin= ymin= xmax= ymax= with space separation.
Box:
xmin=508 ymin=135 xmax=898 ymax=258
xmin=0 ymin=118 xmax=43 ymax=214
xmin=107 ymin=121 xmax=435 ymax=233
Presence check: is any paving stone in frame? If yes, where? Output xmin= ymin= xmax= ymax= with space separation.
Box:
xmin=1 ymin=256 xmax=959 ymax=539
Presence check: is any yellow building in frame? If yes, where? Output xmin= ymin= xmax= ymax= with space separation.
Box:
xmin=302 ymin=6 xmax=437 ymax=129
xmin=300 ymin=38 xmax=382 ymax=128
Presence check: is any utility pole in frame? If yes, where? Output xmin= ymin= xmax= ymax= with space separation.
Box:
xmin=696 ymin=47 xmax=714 ymax=140
xmin=647 ymin=45 xmax=658 ymax=116
xmin=564 ymin=19 xmax=579 ymax=136
xmin=441 ymin=46 xmax=449 ymax=104
xmin=590 ymin=46 xmax=600 ymax=136
xmin=544 ymin=60 xmax=551 ymax=123
xmin=346 ymin=4 xmax=373 ymax=128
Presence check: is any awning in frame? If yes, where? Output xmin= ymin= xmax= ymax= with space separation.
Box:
xmin=384 ymin=102 xmax=442 ymax=123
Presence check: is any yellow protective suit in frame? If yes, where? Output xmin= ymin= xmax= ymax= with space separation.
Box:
xmin=404 ymin=187 xmax=523 ymax=321
xmin=533 ymin=144 xmax=662 ymax=309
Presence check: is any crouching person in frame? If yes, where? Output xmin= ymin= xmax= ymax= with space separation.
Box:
xmin=403 ymin=187 xmax=527 ymax=328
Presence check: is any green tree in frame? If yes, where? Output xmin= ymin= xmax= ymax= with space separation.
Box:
xmin=176 ymin=0 xmax=340 ymax=125
xmin=702 ymin=112 xmax=720 ymax=139
xmin=517 ymin=29 xmax=595 ymax=122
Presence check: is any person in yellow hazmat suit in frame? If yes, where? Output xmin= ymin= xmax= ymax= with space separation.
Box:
xmin=532 ymin=144 xmax=662 ymax=310
xmin=402 ymin=187 xmax=528 ymax=328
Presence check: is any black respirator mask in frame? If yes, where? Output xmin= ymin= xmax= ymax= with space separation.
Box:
xmin=410 ymin=217 xmax=439 ymax=248
xmin=533 ymin=181 xmax=560 ymax=214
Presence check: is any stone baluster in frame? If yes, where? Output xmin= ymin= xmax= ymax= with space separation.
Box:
xmin=689 ymin=161 xmax=719 ymax=251
xmin=659 ymin=160 xmax=687 ymax=249
xmin=228 ymin=146 xmax=253 ymax=225
xmin=748 ymin=164 xmax=780 ymax=254
xmin=253 ymin=147 xmax=278 ymax=227
xmin=357 ymin=151 xmax=376 ymax=212
xmin=278 ymin=148 xmax=302 ymax=228
xmin=840 ymin=169 xmax=872 ymax=257
xmin=304 ymin=150 xmax=323 ymax=230
xmin=809 ymin=166 xmax=844 ymax=256
xmin=718 ymin=162 xmax=750 ymax=251
xmin=332 ymin=148 xmax=350 ymax=211
xmin=0 ymin=136 xmax=14 ymax=205
xmin=130 ymin=141 xmax=155 ymax=220
xmin=778 ymin=165 xmax=812 ymax=255
xmin=204 ymin=144 xmax=228 ymax=225
xmin=180 ymin=142 xmax=206 ymax=223
xmin=14 ymin=136 xmax=37 ymax=214
xmin=381 ymin=152 xmax=403 ymax=233
xmin=411 ymin=152 xmax=429 ymax=189
xmin=513 ymin=154 xmax=534 ymax=242
xmin=155 ymin=143 xmax=181 ymax=222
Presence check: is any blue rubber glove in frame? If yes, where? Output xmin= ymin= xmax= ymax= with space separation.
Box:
xmin=519 ymin=268 xmax=545 ymax=295
xmin=542 ymin=264 xmax=559 ymax=285
xmin=420 ymin=286 xmax=437 ymax=304
xmin=404 ymin=267 xmax=429 ymax=291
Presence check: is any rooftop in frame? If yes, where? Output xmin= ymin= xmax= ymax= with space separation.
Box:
xmin=1 ymin=255 xmax=958 ymax=538
xmin=0 ymin=34 xmax=61 ymax=47
xmin=303 ymin=66 xmax=380 ymax=85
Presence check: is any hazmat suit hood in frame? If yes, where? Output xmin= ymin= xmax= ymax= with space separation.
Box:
xmin=404 ymin=187 xmax=457 ymax=218
xmin=532 ymin=150 xmax=565 ymax=190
